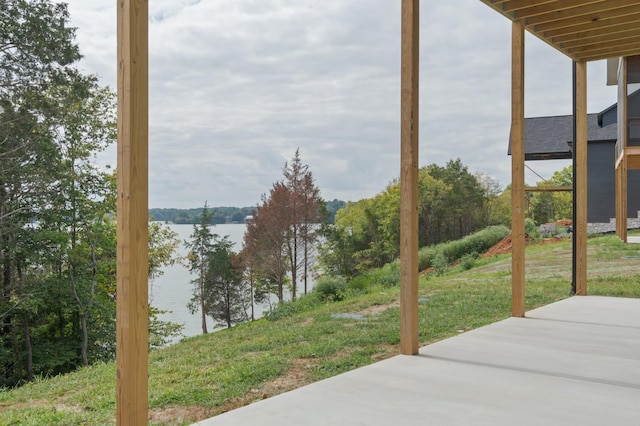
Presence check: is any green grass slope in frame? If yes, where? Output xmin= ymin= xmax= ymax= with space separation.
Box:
xmin=1 ymin=235 xmax=639 ymax=425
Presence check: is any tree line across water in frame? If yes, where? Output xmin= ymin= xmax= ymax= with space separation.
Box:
xmin=1 ymin=0 xmax=576 ymax=389
xmin=148 ymin=199 xmax=346 ymax=225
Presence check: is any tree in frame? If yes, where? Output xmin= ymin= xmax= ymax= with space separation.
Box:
xmin=529 ymin=166 xmax=573 ymax=224
xmin=48 ymin=77 xmax=116 ymax=367
xmin=417 ymin=172 xmax=451 ymax=247
xmin=300 ymin=172 xmax=327 ymax=294
xmin=148 ymin=220 xmax=183 ymax=349
xmin=283 ymin=149 xmax=325 ymax=298
xmin=475 ymin=172 xmax=504 ymax=227
xmin=0 ymin=1 xmax=183 ymax=386
xmin=202 ymin=237 xmax=249 ymax=329
xmin=185 ymin=202 xmax=216 ymax=334
xmin=323 ymin=197 xmax=388 ymax=275
xmin=0 ymin=0 xmax=80 ymax=98
xmin=319 ymin=159 xmax=491 ymax=277
xmin=0 ymin=0 xmax=110 ymax=385
xmin=318 ymin=224 xmax=360 ymax=278
xmin=425 ymin=159 xmax=485 ymax=242
xmin=243 ymin=186 xmax=290 ymax=303
xmin=242 ymin=150 xmax=325 ymax=303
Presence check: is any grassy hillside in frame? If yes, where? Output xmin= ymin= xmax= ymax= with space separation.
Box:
xmin=1 ymin=235 xmax=639 ymax=425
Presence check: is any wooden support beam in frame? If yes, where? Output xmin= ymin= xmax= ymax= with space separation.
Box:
xmin=575 ymin=60 xmax=587 ymax=296
xmin=116 ymin=0 xmax=149 ymax=424
xmin=399 ymin=0 xmax=419 ymax=356
xmin=511 ymin=20 xmax=525 ymax=318
xmin=524 ymin=185 xmax=572 ymax=192
xmin=626 ymin=147 xmax=640 ymax=169
xmin=616 ymin=159 xmax=628 ymax=241
xmin=616 ymin=57 xmax=628 ymax=243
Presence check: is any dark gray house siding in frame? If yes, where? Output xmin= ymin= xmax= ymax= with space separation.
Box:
xmin=587 ymin=141 xmax=640 ymax=223
xmin=598 ymin=89 xmax=640 ymax=128
xmin=509 ymin=97 xmax=640 ymax=226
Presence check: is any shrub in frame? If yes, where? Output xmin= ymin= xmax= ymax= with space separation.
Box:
xmin=313 ymin=276 xmax=349 ymax=302
xmin=264 ymin=294 xmax=321 ymax=321
xmin=347 ymin=274 xmax=370 ymax=292
xmin=418 ymin=246 xmax=438 ymax=272
xmin=418 ymin=225 xmax=510 ymax=271
xmin=525 ymin=218 xmax=540 ymax=239
xmin=374 ymin=262 xmax=400 ymax=288
xmin=459 ymin=251 xmax=479 ymax=271
xmin=432 ymin=253 xmax=449 ymax=276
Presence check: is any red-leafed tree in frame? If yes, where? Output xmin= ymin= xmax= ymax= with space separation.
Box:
xmin=243 ymin=183 xmax=290 ymax=303
xmin=242 ymin=150 xmax=325 ymax=304
xmin=282 ymin=149 xmax=326 ymax=300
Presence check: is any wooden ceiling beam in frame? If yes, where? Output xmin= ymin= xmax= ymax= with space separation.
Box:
xmin=569 ymin=38 xmax=640 ymax=56
xmin=512 ymin=0 xmax=604 ymax=20
xmin=526 ymin=0 xmax=635 ymax=26
xmin=552 ymin=21 xmax=640 ymax=44
xmin=479 ymin=0 xmax=640 ymax=62
xmin=578 ymin=45 xmax=640 ymax=62
xmin=542 ymin=12 xmax=640 ymax=38
xmin=501 ymin=0 xmax=556 ymax=13
xmin=532 ymin=4 xmax=640 ymax=33
xmin=561 ymin=28 xmax=640 ymax=49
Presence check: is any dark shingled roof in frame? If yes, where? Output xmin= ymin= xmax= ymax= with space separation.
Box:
xmin=508 ymin=114 xmax=617 ymax=161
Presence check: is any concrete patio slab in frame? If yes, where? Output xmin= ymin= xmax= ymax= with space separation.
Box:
xmin=194 ymin=296 xmax=640 ymax=425
xmin=628 ymin=235 xmax=640 ymax=244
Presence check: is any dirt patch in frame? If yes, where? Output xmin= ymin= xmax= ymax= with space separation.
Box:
xmin=0 ymin=400 xmax=84 ymax=414
xmin=257 ymin=357 xmax=317 ymax=398
xmin=419 ymin=267 xmax=435 ymax=277
xmin=184 ymin=344 xmax=397 ymax=423
xmin=482 ymin=233 xmax=530 ymax=257
xmin=539 ymin=237 xmax=571 ymax=245
xmin=357 ymin=300 xmax=400 ymax=316
xmin=148 ymin=358 xmax=320 ymax=424
xmin=371 ymin=344 xmax=398 ymax=361
xmin=481 ymin=234 xmax=571 ymax=257
xmin=149 ymin=406 xmax=216 ymax=425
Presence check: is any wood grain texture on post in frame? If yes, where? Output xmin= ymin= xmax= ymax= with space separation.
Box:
xmin=575 ymin=61 xmax=588 ymax=296
xmin=116 ymin=0 xmax=149 ymax=424
xmin=400 ymin=0 xmax=419 ymax=355
xmin=511 ymin=20 xmax=525 ymax=318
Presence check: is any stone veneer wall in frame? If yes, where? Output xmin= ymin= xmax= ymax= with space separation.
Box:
xmin=587 ymin=211 xmax=640 ymax=234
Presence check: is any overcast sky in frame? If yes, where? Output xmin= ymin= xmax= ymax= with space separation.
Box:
xmin=63 ymin=0 xmax=618 ymax=208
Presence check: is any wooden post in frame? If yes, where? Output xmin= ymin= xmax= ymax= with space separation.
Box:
xmin=116 ymin=0 xmax=149 ymax=424
xmin=616 ymin=58 xmax=628 ymax=242
xmin=399 ymin=0 xmax=419 ymax=355
xmin=616 ymin=154 xmax=628 ymax=242
xmin=511 ymin=21 xmax=525 ymax=317
xmin=575 ymin=61 xmax=588 ymax=296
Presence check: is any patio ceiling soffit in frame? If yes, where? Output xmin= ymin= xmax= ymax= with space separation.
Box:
xmin=480 ymin=0 xmax=640 ymax=62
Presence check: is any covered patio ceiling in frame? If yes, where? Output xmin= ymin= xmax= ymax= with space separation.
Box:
xmin=480 ymin=0 xmax=640 ymax=62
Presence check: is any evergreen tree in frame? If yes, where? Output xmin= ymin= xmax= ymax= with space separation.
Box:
xmin=203 ymin=237 xmax=249 ymax=329
xmin=185 ymin=202 xmax=216 ymax=334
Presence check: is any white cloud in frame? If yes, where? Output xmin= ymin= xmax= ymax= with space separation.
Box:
xmin=64 ymin=0 xmax=619 ymax=208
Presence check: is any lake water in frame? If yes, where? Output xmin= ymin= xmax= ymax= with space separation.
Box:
xmin=149 ymin=223 xmax=249 ymax=340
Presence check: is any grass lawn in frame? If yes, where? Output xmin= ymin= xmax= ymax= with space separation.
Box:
xmin=1 ymin=234 xmax=639 ymax=425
